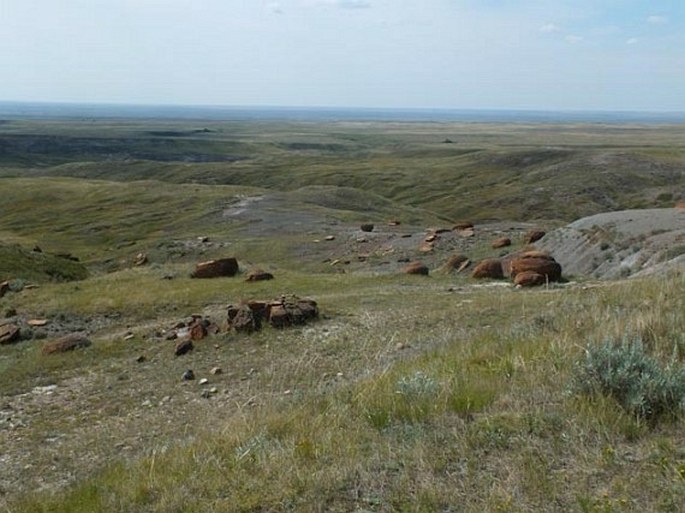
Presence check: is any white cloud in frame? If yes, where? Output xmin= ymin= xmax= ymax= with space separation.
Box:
xmin=626 ymin=38 xmax=638 ymax=45
xmin=647 ymin=15 xmax=668 ymax=25
xmin=539 ymin=23 xmax=560 ymax=33
xmin=315 ymin=0 xmax=371 ymax=8
xmin=266 ymin=2 xmax=283 ymax=14
xmin=565 ymin=35 xmax=584 ymax=44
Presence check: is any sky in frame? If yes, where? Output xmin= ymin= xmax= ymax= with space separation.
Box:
xmin=1 ymin=0 xmax=684 ymax=111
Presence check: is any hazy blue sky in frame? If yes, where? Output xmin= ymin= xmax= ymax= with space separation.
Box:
xmin=1 ymin=0 xmax=683 ymax=111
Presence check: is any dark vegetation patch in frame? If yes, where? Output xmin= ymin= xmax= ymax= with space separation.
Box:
xmin=0 ymin=243 xmax=88 ymax=282
xmin=0 ymin=134 xmax=244 ymax=165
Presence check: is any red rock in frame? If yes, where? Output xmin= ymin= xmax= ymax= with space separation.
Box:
xmin=514 ymin=271 xmax=547 ymax=287
xmin=403 ymin=261 xmax=429 ymax=275
xmin=190 ymin=258 xmax=239 ymax=279
xmin=492 ymin=237 xmax=512 ymax=249
xmin=189 ymin=322 xmax=207 ymax=340
xmin=509 ymin=256 xmax=562 ymax=282
xmin=524 ymin=230 xmax=546 ymax=244
xmin=268 ymin=304 xmax=290 ymax=328
xmin=227 ymin=304 xmax=261 ymax=333
xmin=442 ymin=254 xmax=470 ymax=273
xmin=245 ymin=269 xmax=274 ymax=282
xmin=471 ymin=259 xmax=504 ymax=279
xmin=42 ymin=334 xmax=91 ymax=354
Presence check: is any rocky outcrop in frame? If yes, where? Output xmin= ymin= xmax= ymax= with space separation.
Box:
xmin=472 ymin=259 xmax=504 ymax=279
xmin=42 ymin=334 xmax=91 ymax=354
xmin=191 ymin=258 xmax=239 ymax=279
xmin=227 ymin=296 xmax=319 ymax=333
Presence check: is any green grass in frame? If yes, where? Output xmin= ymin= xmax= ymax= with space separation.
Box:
xmin=1 ymin=118 xmax=685 ymax=512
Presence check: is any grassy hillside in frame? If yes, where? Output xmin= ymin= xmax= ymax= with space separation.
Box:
xmin=0 ymin=118 xmax=684 ymax=511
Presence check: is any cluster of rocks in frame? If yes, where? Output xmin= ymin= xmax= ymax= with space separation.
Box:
xmin=227 ymin=296 xmax=319 ymax=334
xmin=165 ymin=315 xmax=220 ymax=356
xmin=471 ymin=250 xmax=562 ymax=287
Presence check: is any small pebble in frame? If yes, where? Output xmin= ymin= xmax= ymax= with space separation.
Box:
xmin=210 ymin=367 xmax=222 ymax=375
xmin=182 ymin=369 xmax=195 ymax=381
xmin=136 ymin=355 xmax=146 ymax=363
xmin=199 ymin=378 xmax=209 ymax=385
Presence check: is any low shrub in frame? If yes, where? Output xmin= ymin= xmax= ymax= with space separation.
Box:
xmin=570 ymin=337 xmax=685 ymax=421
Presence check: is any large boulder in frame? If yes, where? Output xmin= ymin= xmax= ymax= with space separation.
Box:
xmin=509 ymin=252 xmax=562 ymax=282
xmin=403 ymin=261 xmax=429 ymax=275
xmin=471 ymin=259 xmax=504 ymax=279
xmin=191 ymin=258 xmax=239 ymax=279
xmin=42 ymin=334 xmax=91 ymax=354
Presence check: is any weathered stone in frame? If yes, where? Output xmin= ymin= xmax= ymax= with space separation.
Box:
xmin=442 ymin=254 xmax=470 ymax=273
xmin=403 ymin=261 xmax=429 ymax=275
xmin=514 ymin=271 xmax=547 ymax=287
xmin=174 ymin=338 xmax=194 ymax=356
xmin=419 ymin=242 xmax=434 ymax=253
xmin=524 ymin=230 xmax=546 ymax=244
xmin=0 ymin=281 xmax=9 ymax=298
xmin=0 ymin=323 xmax=20 ymax=345
xmin=492 ymin=237 xmax=512 ymax=249
xmin=190 ymin=258 xmax=239 ymax=279
xmin=268 ymin=304 xmax=290 ymax=329
xmin=453 ymin=222 xmax=474 ymax=231
xmin=42 ymin=334 xmax=91 ymax=354
xmin=182 ymin=369 xmax=195 ymax=380
xmin=471 ymin=259 xmax=504 ymax=279
xmin=245 ymin=269 xmax=274 ymax=282
xmin=27 ymin=319 xmax=48 ymax=327
xmin=509 ymin=256 xmax=562 ymax=282
xmin=133 ymin=252 xmax=148 ymax=266
xmin=189 ymin=322 xmax=207 ymax=340
xmin=360 ymin=223 xmax=375 ymax=232
xmin=228 ymin=304 xmax=261 ymax=333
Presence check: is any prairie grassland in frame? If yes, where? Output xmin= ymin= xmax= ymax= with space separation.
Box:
xmin=1 ymin=118 xmax=684 ymax=512
xmin=2 ymin=267 xmax=683 ymax=512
